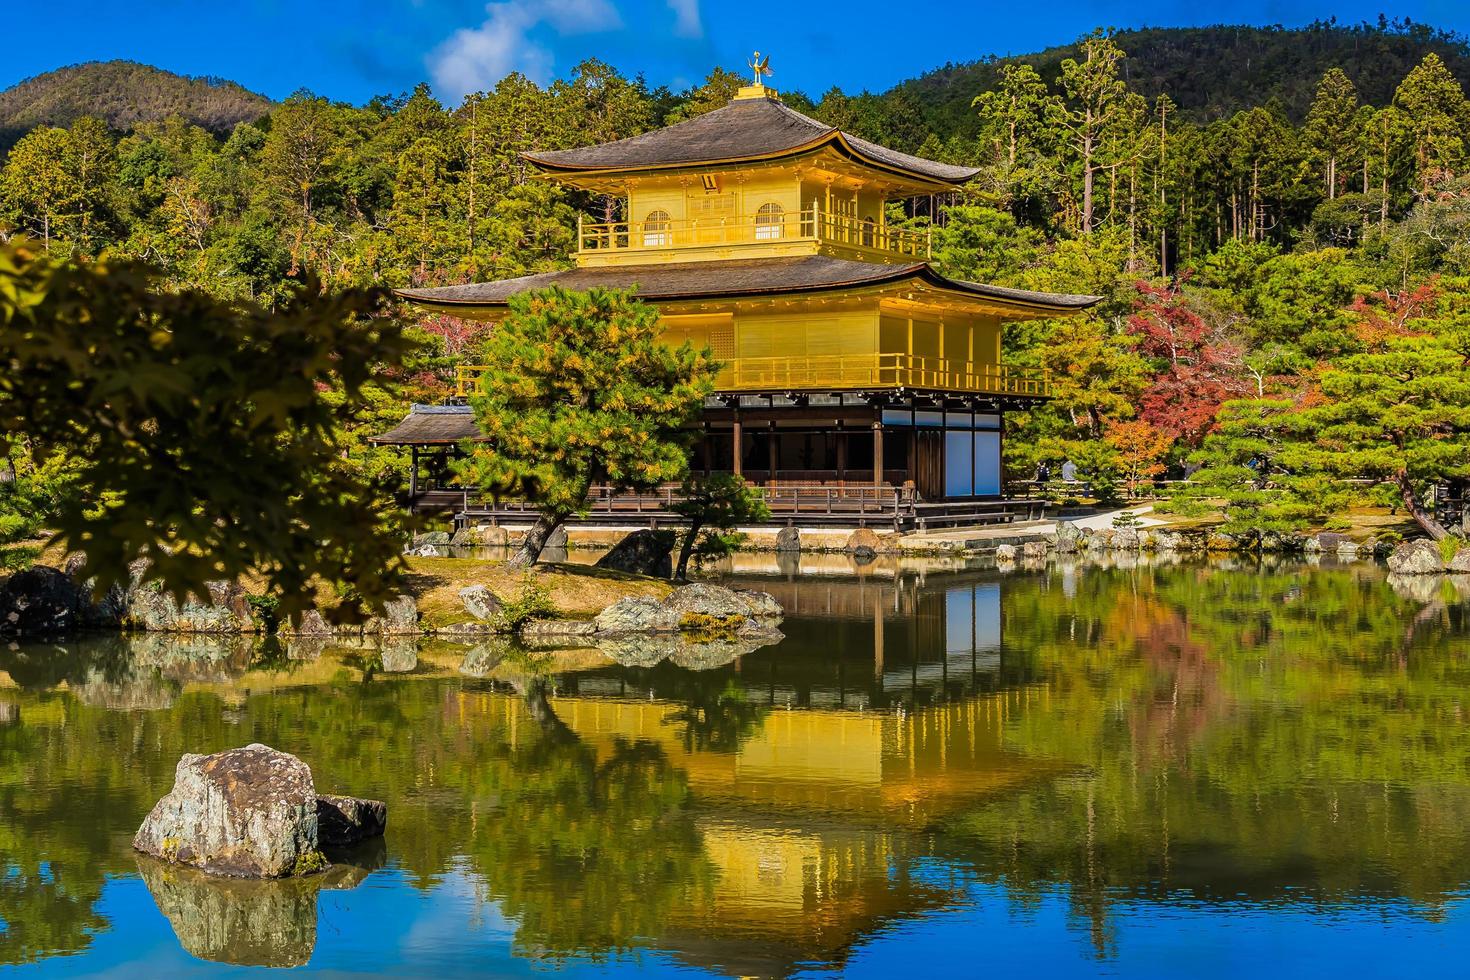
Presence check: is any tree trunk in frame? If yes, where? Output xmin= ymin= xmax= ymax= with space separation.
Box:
xmin=674 ymin=518 xmax=704 ymax=581
xmin=507 ymin=512 xmax=564 ymax=569
xmin=1397 ymin=470 xmax=1449 ymax=540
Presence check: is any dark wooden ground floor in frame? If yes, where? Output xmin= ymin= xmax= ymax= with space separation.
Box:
xmin=385 ymin=391 xmax=1045 ymax=529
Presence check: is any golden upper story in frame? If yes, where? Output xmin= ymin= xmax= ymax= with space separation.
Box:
xmin=528 ymin=82 xmax=975 ymax=269
xmin=400 ymin=81 xmax=1099 ymax=400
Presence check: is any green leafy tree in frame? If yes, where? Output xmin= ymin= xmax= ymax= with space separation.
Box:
xmin=0 ymin=240 xmax=413 ymax=616
xmin=972 ymin=63 xmax=1067 ymax=218
xmin=668 ymin=474 xmax=770 ymax=580
xmin=457 ymin=287 xmax=717 ymax=568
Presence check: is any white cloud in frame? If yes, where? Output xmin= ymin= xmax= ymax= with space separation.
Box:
xmin=665 ymin=0 xmax=701 ymax=38
xmin=429 ymin=0 xmax=622 ymax=99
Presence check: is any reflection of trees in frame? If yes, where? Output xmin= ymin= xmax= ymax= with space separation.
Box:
xmin=0 ymin=645 xmax=715 ymax=966
xmin=941 ymin=562 xmax=1470 ymax=955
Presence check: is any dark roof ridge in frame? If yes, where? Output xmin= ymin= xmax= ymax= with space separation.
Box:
xmin=523 ymin=94 xmax=978 ymax=185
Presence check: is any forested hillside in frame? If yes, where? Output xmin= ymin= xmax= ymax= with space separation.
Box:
xmin=893 ymin=19 xmax=1470 ymax=137
xmin=6 ymin=22 xmax=1470 ymax=538
xmin=0 ymin=61 xmax=271 ymax=150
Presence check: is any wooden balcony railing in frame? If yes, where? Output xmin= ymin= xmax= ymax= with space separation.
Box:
xmin=577 ymin=208 xmax=931 ymax=260
xmin=456 ymin=355 xmax=1050 ymax=398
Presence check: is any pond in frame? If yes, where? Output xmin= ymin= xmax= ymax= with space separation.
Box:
xmin=4 ymin=557 xmax=1470 ymax=977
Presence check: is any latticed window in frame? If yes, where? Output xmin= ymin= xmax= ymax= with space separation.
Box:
xmin=754 ymin=202 xmax=785 ymax=240
xmin=643 ymin=210 xmax=671 ymax=247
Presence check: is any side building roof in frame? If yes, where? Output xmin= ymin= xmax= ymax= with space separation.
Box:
xmin=369 ymin=404 xmax=480 ymax=445
xmin=523 ymin=95 xmax=980 ymax=187
xmin=395 ymin=256 xmax=1101 ymax=318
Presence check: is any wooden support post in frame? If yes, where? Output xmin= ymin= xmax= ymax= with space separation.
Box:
xmin=732 ymin=415 xmax=743 ymax=478
xmin=836 ymin=420 xmax=847 ymax=482
xmin=409 ymin=446 xmax=419 ymax=498
xmin=766 ymin=423 xmax=777 ymax=484
xmin=872 ymin=420 xmax=884 ymax=488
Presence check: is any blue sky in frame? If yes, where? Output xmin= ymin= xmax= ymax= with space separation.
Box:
xmin=7 ymin=1 xmax=1470 ymax=105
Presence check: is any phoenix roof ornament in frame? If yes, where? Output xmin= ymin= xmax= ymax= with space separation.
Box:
xmin=747 ymin=52 xmax=772 ymax=86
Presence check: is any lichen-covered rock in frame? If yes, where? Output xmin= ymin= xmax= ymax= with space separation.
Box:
xmin=1153 ymin=530 xmax=1181 ymax=552
xmin=1112 ymin=529 xmax=1141 ymax=550
xmin=1022 ymin=540 xmax=1049 ymax=560
xmin=412 ymin=531 xmax=451 ymax=547
xmin=370 ymin=596 xmax=418 ymax=635
xmin=1085 ymin=529 xmax=1114 ymax=551
xmin=520 ymin=618 xmax=601 ymax=638
xmin=994 ymin=543 xmax=1017 ymax=562
xmin=315 ymin=795 xmax=387 ymax=846
xmin=1053 ymin=521 xmax=1083 ymax=554
xmin=595 ymin=529 xmax=676 ymax=577
xmin=279 ymin=609 xmax=334 ymax=637
xmin=0 ymin=566 xmax=91 ymax=638
xmin=844 ymin=527 xmax=883 ymax=558
xmin=733 ymin=589 xmax=783 ymax=622
xmin=458 ymin=585 xmax=504 ymax=622
xmin=663 ymin=583 xmax=760 ymax=624
xmin=1387 ymin=539 xmax=1445 ymax=575
xmin=1448 ymin=547 xmax=1470 ymax=574
xmin=125 ymin=580 xmax=260 ymax=634
xmin=1206 ymin=532 xmax=1240 ymax=552
xmin=1336 ymin=540 xmax=1361 ymax=561
xmin=403 ymin=544 xmax=441 ymax=558
xmin=133 ymin=744 xmax=324 ymax=878
xmin=775 ymin=526 xmax=801 ymax=552
xmin=594 ymin=596 xmax=679 ymax=634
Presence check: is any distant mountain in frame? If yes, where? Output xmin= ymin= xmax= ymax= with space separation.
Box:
xmin=0 ymin=60 xmax=272 ymax=149
xmin=891 ymin=20 xmax=1470 ymax=138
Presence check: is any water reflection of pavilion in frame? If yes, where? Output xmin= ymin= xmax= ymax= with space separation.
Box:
xmin=567 ymin=569 xmax=1014 ymax=710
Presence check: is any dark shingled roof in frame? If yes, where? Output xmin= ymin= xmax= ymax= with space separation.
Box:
xmin=524 ymin=95 xmax=980 ymax=185
xmin=396 ymin=256 xmax=1100 ymax=314
xmin=369 ymin=404 xmax=480 ymax=445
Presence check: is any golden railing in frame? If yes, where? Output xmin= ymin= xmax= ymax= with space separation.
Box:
xmin=456 ymin=355 xmax=1050 ymax=398
xmin=577 ymin=208 xmax=931 ymax=260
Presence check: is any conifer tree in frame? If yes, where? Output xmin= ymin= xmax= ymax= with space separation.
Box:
xmin=1305 ymin=68 xmax=1362 ymax=199
xmin=457 ymin=287 xmax=717 ymax=568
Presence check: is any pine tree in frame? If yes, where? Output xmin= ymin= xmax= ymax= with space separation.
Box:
xmin=1059 ymin=30 xmax=1134 ymax=233
xmin=1394 ymin=53 xmax=1470 ymax=194
xmin=457 ymin=287 xmax=718 ymax=567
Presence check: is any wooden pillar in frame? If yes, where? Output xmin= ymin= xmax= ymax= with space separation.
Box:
xmin=409 ymin=446 xmax=419 ymax=497
xmin=836 ymin=420 xmax=847 ymax=482
xmin=872 ymin=420 xmax=884 ymax=488
xmin=767 ymin=423 xmax=778 ymax=483
xmin=731 ymin=414 xmax=743 ymax=478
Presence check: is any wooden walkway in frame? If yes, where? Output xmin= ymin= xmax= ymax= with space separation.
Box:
xmin=410 ymin=485 xmax=1044 ymax=532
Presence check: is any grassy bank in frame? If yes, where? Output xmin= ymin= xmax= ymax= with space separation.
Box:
xmin=403 ymin=557 xmax=672 ymax=630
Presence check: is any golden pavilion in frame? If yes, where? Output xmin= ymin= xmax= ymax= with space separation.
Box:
xmin=381 ymin=70 xmax=1099 ymax=527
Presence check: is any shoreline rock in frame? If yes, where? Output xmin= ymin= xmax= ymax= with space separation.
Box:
xmin=133 ymin=744 xmax=386 ymax=879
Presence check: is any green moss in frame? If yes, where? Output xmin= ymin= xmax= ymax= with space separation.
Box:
xmin=291 ymin=849 xmax=330 ymax=876
xmin=678 ymin=612 xmax=744 ymax=636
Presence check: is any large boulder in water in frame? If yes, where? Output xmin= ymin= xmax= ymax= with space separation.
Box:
xmin=595 ymin=529 xmax=675 ymax=577
xmin=1387 ymin=539 xmax=1445 ymax=575
xmin=315 ymin=795 xmax=388 ymax=846
xmin=134 ymin=744 xmax=325 ymax=878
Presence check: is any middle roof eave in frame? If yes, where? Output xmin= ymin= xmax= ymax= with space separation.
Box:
xmin=395 ymin=256 xmax=1101 ymax=316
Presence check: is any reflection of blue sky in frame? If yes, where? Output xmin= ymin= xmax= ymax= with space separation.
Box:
xmin=829 ymin=884 xmax=1470 ymax=979
xmin=12 ymin=863 xmax=1470 ymax=977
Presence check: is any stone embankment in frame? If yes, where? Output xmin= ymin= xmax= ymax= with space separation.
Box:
xmin=133 ymin=743 xmax=386 ymax=879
